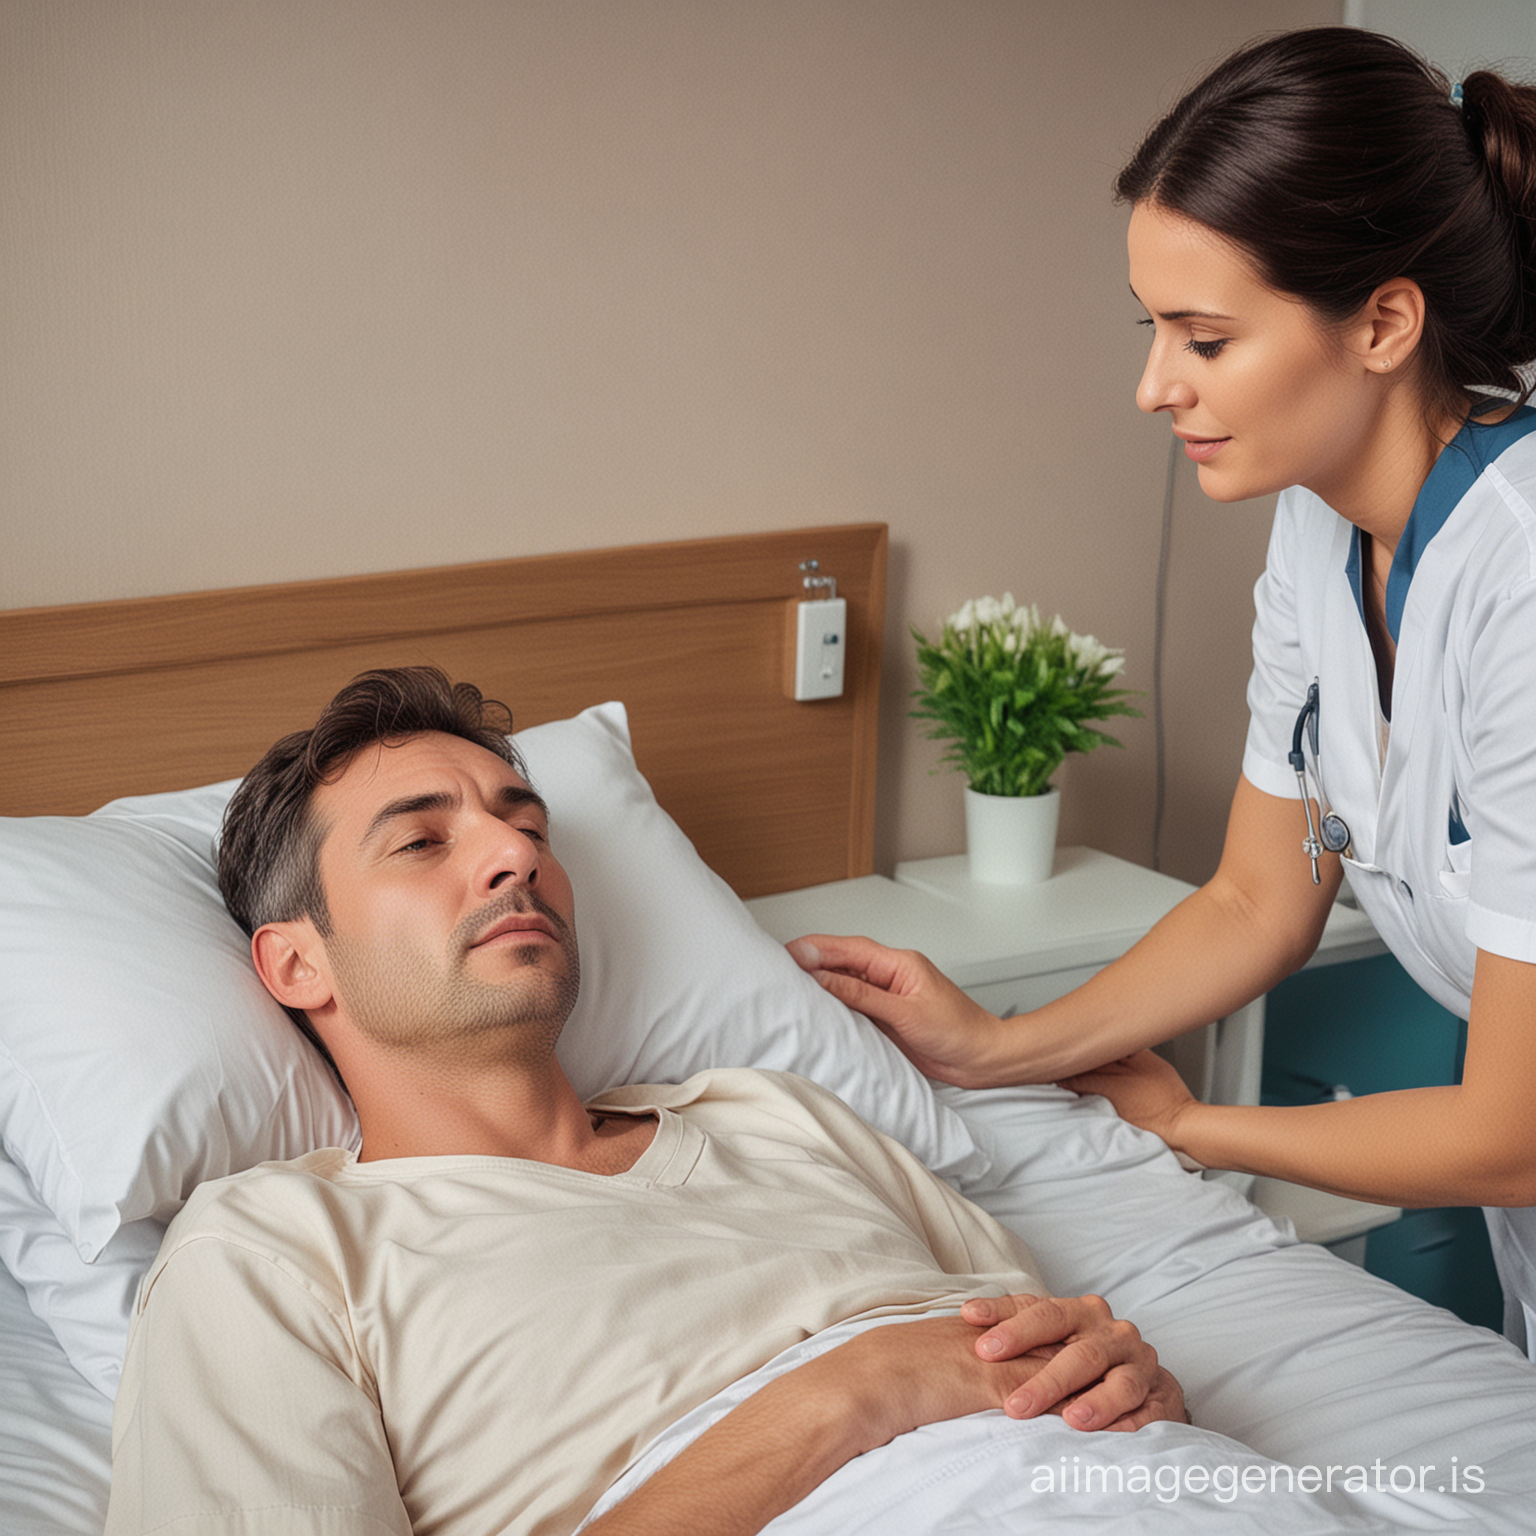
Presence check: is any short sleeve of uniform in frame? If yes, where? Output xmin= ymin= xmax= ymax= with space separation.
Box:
xmin=1241 ymin=491 xmax=1310 ymax=803
xmin=1465 ymin=566 xmax=1536 ymax=962
xmin=106 ymin=1235 xmax=412 ymax=1536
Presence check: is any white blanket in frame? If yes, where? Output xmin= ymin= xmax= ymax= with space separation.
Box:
xmin=584 ymin=1315 xmax=1503 ymax=1534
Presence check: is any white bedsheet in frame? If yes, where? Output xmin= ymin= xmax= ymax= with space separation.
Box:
xmin=585 ymin=1316 xmax=1502 ymax=1534
xmin=0 ymin=1262 xmax=112 ymax=1536
xmin=6 ymin=1085 xmax=1536 ymax=1534
xmin=944 ymin=1084 xmax=1536 ymax=1485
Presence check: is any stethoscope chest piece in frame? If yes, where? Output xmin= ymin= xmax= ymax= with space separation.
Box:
xmin=1319 ymin=811 xmax=1350 ymax=854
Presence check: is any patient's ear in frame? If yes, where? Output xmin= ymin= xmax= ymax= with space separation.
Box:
xmin=252 ymin=921 xmax=335 ymax=1013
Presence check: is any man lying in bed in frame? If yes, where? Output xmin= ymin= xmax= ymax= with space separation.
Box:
xmin=104 ymin=667 xmax=1185 ymax=1536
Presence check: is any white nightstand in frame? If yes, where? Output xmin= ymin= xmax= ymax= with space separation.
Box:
xmin=746 ymin=847 xmax=1400 ymax=1257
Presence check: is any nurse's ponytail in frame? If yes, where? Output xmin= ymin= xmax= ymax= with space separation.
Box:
xmin=1117 ymin=27 xmax=1536 ymax=420
xmin=1458 ymin=67 xmax=1536 ymax=377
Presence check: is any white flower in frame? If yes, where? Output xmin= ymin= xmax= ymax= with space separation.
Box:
xmin=936 ymin=593 xmax=1125 ymax=680
xmin=1065 ymin=630 xmax=1126 ymax=677
xmin=1068 ymin=631 xmax=1104 ymax=667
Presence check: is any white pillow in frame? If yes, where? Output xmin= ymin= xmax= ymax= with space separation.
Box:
xmin=0 ymin=1154 xmax=162 ymax=1396
xmin=0 ymin=779 xmax=360 ymax=1262
xmin=0 ymin=702 xmax=984 ymax=1390
xmin=533 ymin=705 xmax=980 ymax=1179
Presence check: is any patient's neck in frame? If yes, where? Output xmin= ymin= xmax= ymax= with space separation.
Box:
xmin=341 ymin=1040 xmax=656 ymax=1173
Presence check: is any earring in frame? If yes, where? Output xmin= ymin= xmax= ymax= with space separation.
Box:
xmin=1380 ymin=358 xmax=1393 ymax=370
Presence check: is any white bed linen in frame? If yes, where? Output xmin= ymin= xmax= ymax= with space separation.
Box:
xmin=586 ymin=1318 xmax=1489 ymax=1534
xmin=6 ymin=1086 xmax=1535 ymax=1534
xmin=944 ymin=1084 xmax=1536 ymax=1486
xmin=0 ymin=1261 xmax=112 ymax=1536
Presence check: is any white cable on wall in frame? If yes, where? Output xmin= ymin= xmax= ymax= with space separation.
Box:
xmin=1151 ymin=433 xmax=1178 ymax=873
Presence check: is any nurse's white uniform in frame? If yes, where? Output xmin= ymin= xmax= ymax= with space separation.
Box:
xmin=1241 ymin=407 xmax=1536 ymax=1358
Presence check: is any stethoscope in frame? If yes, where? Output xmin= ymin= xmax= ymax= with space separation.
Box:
xmin=1289 ymin=680 xmax=1352 ymax=885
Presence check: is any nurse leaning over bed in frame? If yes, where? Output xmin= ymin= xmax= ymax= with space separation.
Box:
xmin=791 ymin=26 xmax=1536 ymax=1361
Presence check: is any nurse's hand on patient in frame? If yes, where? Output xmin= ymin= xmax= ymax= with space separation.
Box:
xmin=786 ymin=934 xmax=1017 ymax=1089
xmin=1060 ymin=1049 xmax=1197 ymax=1149
xmin=958 ymin=1291 xmax=1187 ymax=1431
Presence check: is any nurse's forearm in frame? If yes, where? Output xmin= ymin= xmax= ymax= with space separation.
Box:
xmin=1018 ymin=882 xmax=1323 ymax=1079
xmin=1167 ymin=1087 xmax=1536 ymax=1208
xmin=1171 ymin=948 xmax=1536 ymax=1207
xmin=1010 ymin=778 xmax=1340 ymax=1081
xmin=791 ymin=781 xmax=1336 ymax=1089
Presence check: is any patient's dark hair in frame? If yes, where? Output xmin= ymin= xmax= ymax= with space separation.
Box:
xmin=217 ymin=667 xmax=523 ymax=1061
xmin=1117 ymin=27 xmax=1536 ymax=421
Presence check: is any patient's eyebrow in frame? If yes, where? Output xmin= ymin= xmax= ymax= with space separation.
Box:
xmin=359 ymin=784 xmax=549 ymax=851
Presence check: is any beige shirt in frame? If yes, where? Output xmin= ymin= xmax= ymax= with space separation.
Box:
xmin=105 ymin=1069 xmax=1044 ymax=1536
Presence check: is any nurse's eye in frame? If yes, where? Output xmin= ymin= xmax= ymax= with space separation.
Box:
xmin=1185 ymin=336 xmax=1228 ymax=359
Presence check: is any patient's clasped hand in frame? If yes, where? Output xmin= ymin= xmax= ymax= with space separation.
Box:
xmin=103 ymin=668 xmax=1184 ymax=1536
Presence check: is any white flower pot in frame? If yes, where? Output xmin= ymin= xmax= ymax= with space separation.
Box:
xmin=964 ymin=785 xmax=1060 ymax=885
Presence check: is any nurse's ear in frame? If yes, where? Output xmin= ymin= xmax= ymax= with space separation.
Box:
xmin=1345 ymin=276 xmax=1428 ymax=376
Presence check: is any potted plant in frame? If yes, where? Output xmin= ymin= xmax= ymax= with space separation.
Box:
xmin=910 ymin=594 xmax=1139 ymax=883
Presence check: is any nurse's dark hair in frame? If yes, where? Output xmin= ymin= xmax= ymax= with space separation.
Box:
xmin=216 ymin=666 xmax=524 ymax=1065
xmin=1117 ymin=27 xmax=1536 ymax=419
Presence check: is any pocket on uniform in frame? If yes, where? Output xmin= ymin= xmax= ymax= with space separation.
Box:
xmin=1437 ymin=812 xmax=1472 ymax=899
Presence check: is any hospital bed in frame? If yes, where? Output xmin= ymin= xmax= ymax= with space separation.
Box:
xmin=2 ymin=524 xmax=1533 ymax=1534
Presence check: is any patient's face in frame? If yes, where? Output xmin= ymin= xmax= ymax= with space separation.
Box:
xmin=306 ymin=731 xmax=580 ymax=1061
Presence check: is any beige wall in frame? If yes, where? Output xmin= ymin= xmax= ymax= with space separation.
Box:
xmin=2 ymin=0 xmax=1338 ymax=886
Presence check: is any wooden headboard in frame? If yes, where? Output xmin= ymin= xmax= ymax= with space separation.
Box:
xmin=0 ymin=524 xmax=886 ymax=899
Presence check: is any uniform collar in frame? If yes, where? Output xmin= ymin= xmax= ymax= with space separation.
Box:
xmin=1344 ymin=404 xmax=1536 ymax=643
